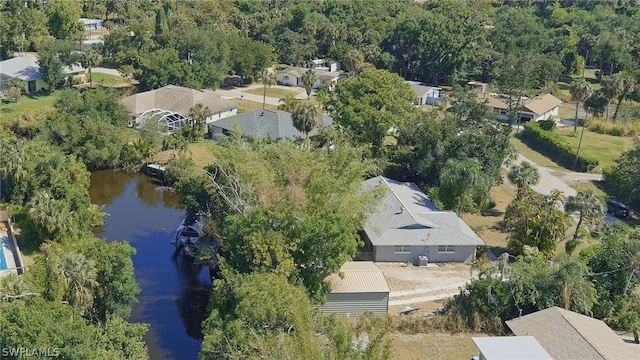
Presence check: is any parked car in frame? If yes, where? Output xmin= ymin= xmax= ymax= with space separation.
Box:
xmin=607 ymin=201 xmax=630 ymax=218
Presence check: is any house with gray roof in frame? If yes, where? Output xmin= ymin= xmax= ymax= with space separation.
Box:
xmin=362 ymin=176 xmax=484 ymax=263
xmin=208 ymin=109 xmax=333 ymax=141
xmin=506 ymin=307 xmax=640 ymax=360
xmin=318 ymin=261 xmax=390 ymax=316
xmin=278 ymin=66 xmax=341 ymax=90
xmin=405 ymin=81 xmax=444 ymax=106
xmin=0 ymin=56 xmax=85 ymax=93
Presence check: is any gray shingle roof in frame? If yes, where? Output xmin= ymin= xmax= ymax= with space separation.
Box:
xmin=121 ymin=85 xmax=238 ymax=117
xmin=410 ymin=84 xmax=440 ymax=98
xmin=209 ymin=110 xmax=333 ymax=141
xmin=362 ymin=176 xmax=484 ymax=247
xmin=0 ymin=56 xmax=84 ymax=81
xmin=506 ymin=307 xmax=640 ymax=360
xmin=279 ymin=66 xmax=340 ymax=81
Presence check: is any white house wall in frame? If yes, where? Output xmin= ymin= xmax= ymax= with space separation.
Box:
xmin=374 ymin=245 xmax=477 ymax=263
xmin=278 ymin=74 xmax=298 ymax=86
xmin=206 ymin=108 xmax=237 ymax=124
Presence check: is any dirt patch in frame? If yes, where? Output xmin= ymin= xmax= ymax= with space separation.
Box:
xmin=462 ymin=179 xmax=516 ymax=249
xmin=389 ymin=331 xmax=486 ymax=360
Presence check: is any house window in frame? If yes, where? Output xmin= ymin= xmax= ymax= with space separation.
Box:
xmin=438 ymin=245 xmax=455 ymax=253
xmin=394 ymin=245 xmax=411 ymax=254
xmin=284 ymin=75 xmax=289 ymax=80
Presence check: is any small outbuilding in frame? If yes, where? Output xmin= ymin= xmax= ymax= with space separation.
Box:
xmin=318 ymin=261 xmax=390 ymax=317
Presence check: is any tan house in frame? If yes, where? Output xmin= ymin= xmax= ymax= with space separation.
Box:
xmin=122 ymin=85 xmax=238 ymax=135
xmin=506 ymin=307 xmax=640 ymax=360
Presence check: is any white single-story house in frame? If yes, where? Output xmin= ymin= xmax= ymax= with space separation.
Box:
xmin=307 ymin=59 xmax=342 ymax=73
xmin=406 ymin=81 xmax=443 ymax=106
xmin=467 ymin=81 xmax=490 ymax=94
xmin=121 ymin=85 xmax=238 ymax=135
xmin=318 ymin=261 xmax=390 ymax=317
xmin=472 ymin=337 xmax=552 ymax=360
xmin=506 ymin=307 xmax=640 ymax=360
xmin=209 ymin=109 xmax=333 ymax=141
xmin=519 ymin=93 xmax=563 ymax=122
xmin=278 ymin=67 xmax=340 ymax=90
xmin=76 ymin=39 xmax=104 ymax=52
xmin=0 ymin=56 xmax=85 ymax=93
xmin=361 ymin=176 xmax=485 ymax=263
xmin=79 ymin=18 xmax=103 ymax=31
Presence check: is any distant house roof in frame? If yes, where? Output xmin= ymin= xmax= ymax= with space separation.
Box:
xmin=506 ymin=307 xmax=640 ymax=360
xmin=0 ymin=56 xmax=84 ymax=81
xmin=472 ymin=336 xmax=553 ymax=360
xmin=409 ymin=84 xmax=441 ymax=98
xmin=521 ymin=93 xmax=562 ymax=115
xmin=121 ymin=85 xmax=238 ymax=118
xmin=477 ymin=92 xmax=509 ymax=110
xmin=280 ymin=66 xmax=340 ymax=81
xmin=79 ymin=18 xmax=102 ymax=25
xmin=362 ymin=176 xmax=485 ymax=247
xmin=324 ymin=261 xmax=390 ymax=293
xmin=209 ymin=109 xmax=333 ymax=141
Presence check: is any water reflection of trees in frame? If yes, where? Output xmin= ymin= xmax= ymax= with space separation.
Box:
xmin=90 ymin=171 xmax=180 ymax=209
xmin=89 ymin=170 xmax=131 ymax=205
xmin=171 ymin=251 xmax=211 ymax=340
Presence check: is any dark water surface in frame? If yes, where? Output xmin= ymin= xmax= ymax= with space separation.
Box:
xmin=89 ymin=170 xmax=210 ymax=360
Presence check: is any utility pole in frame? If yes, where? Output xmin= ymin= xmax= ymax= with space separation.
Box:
xmin=574 ymin=108 xmax=589 ymax=169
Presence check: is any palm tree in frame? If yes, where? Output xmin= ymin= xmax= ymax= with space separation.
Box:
xmin=600 ymin=76 xmax=622 ymax=121
xmin=564 ymin=191 xmax=606 ymax=241
xmin=55 ymin=252 xmax=99 ymax=312
xmin=0 ymin=273 xmax=31 ymax=300
xmin=611 ymin=73 xmax=636 ymax=122
xmin=81 ymin=48 xmax=101 ymax=88
xmin=301 ymin=70 xmax=317 ymax=100
xmin=569 ymin=79 xmax=593 ymax=132
xmin=292 ymin=102 xmax=318 ymax=140
xmin=508 ymin=162 xmax=540 ymax=198
xmin=343 ymin=49 xmax=365 ymax=76
xmin=439 ymin=159 xmax=488 ymax=215
xmin=261 ymin=70 xmax=278 ymax=110
xmin=189 ymin=103 xmax=212 ymax=134
xmin=278 ymin=94 xmax=298 ymax=113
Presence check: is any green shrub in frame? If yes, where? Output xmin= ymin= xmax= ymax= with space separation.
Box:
xmin=537 ymin=119 xmax=556 ymax=131
xmin=521 ymin=122 xmax=599 ymax=172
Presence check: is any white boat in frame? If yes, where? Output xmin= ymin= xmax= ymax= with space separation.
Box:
xmin=171 ymin=217 xmax=204 ymax=247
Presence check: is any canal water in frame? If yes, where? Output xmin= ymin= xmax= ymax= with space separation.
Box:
xmin=89 ymin=170 xmax=211 ymax=360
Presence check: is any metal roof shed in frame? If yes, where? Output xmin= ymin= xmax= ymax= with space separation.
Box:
xmin=318 ymin=261 xmax=390 ymax=317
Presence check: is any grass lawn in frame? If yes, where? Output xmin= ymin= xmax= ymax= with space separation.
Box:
xmin=152 ymin=141 xmax=215 ymax=173
xmin=236 ymin=99 xmax=278 ymax=113
xmin=555 ymin=127 xmax=633 ymax=171
xmin=509 ymin=135 xmax=574 ymax=172
xmin=244 ymin=87 xmax=299 ymax=99
xmin=87 ymin=72 xmax=129 ymax=87
xmin=556 ymin=68 xmax=601 ymax=101
xmin=0 ymin=91 xmax=62 ymax=118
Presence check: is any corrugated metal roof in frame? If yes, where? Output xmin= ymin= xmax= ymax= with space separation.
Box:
xmin=506 ymin=307 xmax=640 ymax=360
xmin=472 ymin=336 xmax=553 ymax=360
xmin=362 ymin=176 xmax=485 ymax=247
xmin=325 ymin=261 xmax=390 ymax=294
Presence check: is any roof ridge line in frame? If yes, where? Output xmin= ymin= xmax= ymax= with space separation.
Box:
xmin=558 ymin=308 xmax=606 ymax=360
xmin=380 ymin=177 xmax=420 ymax=224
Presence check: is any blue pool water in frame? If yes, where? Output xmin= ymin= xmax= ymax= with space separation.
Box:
xmin=0 ymin=235 xmax=8 ymax=270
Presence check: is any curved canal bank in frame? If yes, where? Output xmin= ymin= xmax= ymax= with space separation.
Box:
xmin=89 ymin=170 xmax=211 ymax=360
